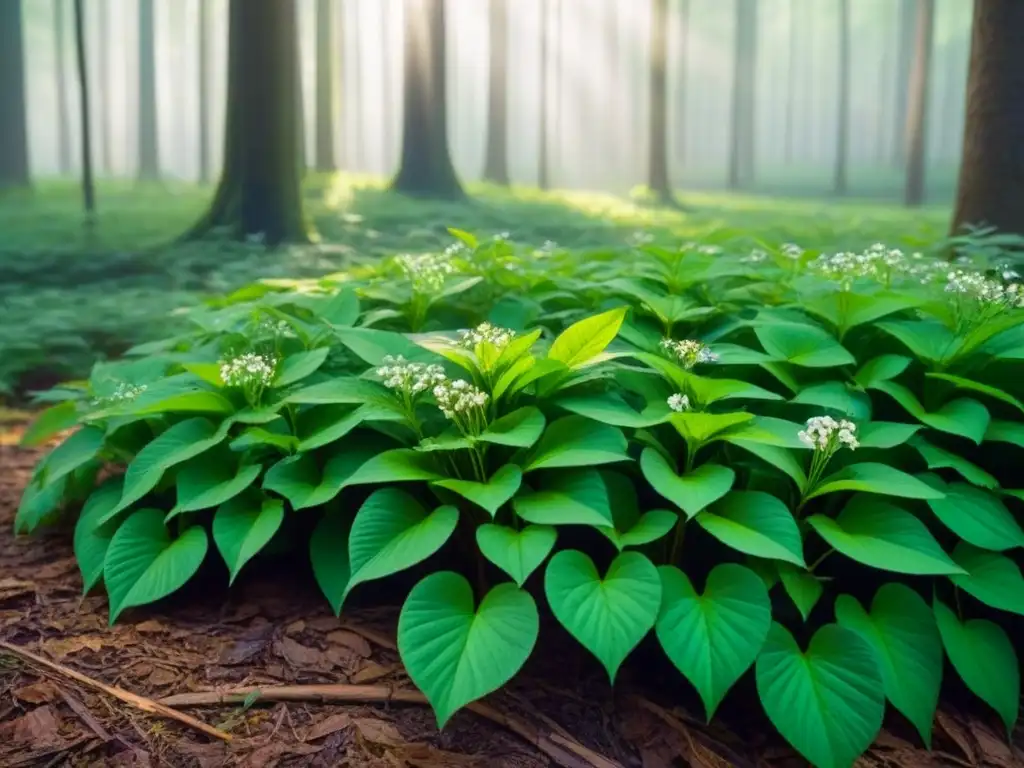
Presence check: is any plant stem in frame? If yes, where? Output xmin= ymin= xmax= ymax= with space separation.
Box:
xmin=668 ymin=518 xmax=686 ymax=564
xmin=808 ymin=548 xmax=834 ymax=572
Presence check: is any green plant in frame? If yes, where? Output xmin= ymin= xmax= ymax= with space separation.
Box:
xmin=17 ymin=231 xmax=1024 ymax=768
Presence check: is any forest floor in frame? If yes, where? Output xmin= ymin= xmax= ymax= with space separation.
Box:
xmin=2 ymin=421 xmax=1022 ymax=768
xmin=0 ymin=174 xmax=952 ymax=399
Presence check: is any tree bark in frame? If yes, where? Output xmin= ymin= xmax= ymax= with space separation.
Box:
xmin=73 ymin=0 xmax=95 ymax=215
xmin=183 ymin=0 xmax=312 ymax=244
xmin=892 ymin=0 xmax=917 ymax=169
xmin=647 ymin=0 xmax=673 ymax=203
xmin=728 ymin=0 xmax=757 ymax=189
xmin=137 ymin=0 xmax=160 ymax=181
xmin=537 ymin=0 xmax=549 ymax=189
xmin=483 ymin=0 xmax=509 ymax=185
xmin=54 ymin=0 xmax=72 ymax=175
xmin=314 ymin=0 xmax=338 ymax=172
xmin=0 ymin=0 xmax=30 ymax=190
xmin=833 ymin=0 xmax=850 ymax=195
xmin=903 ymin=0 xmax=934 ymax=207
xmin=390 ymin=0 xmax=463 ymax=199
xmin=951 ymin=0 xmax=1024 ymax=236
xmin=198 ymin=0 xmax=211 ymax=184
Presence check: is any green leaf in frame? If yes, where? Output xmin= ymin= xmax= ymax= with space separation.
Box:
xmin=698 ymin=491 xmax=805 ymax=566
xmin=555 ymin=392 xmax=670 ymax=428
xmin=949 ymin=543 xmax=1024 ymax=616
xmin=73 ymin=478 xmax=124 ymax=595
xmin=213 ymin=494 xmax=285 ymax=584
xmin=14 ymin=475 xmax=68 ymax=534
xmin=807 ymin=496 xmax=962 ymax=575
xmin=309 ymin=509 xmax=352 ymax=615
xmin=656 ymin=564 xmax=771 ymax=721
xmin=876 ymin=319 xmax=958 ymax=366
xmin=476 ymin=524 xmax=557 ymax=586
xmin=38 ymin=426 xmax=104 ymax=487
xmin=334 ymin=327 xmax=432 ymax=366
xmin=985 ymin=419 xmax=1024 ymax=449
xmin=113 ymin=418 xmax=227 ymax=517
xmin=791 ymin=383 xmax=870 ymax=420
xmin=478 ymin=407 xmax=545 ymax=448
xmin=170 ymin=457 xmax=262 ymax=517
xmin=544 ymin=550 xmax=661 ymax=682
xmin=871 ymin=381 xmax=990 ymax=444
xmin=20 ymin=401 xmax=80 ymax=447
xmin=433 ymin=465 xmax=522 ymax=517
xmin=910 ymin=437 xmax=997 ymax=488
xmin=926 ymin=372 xmax=1024 ymax=414
xmin=345 ymin=489 xmax=459 ymax=600
xmin=835 ymin=584 xmax=942 ymax=748
xmin=230 ymin=426 xmax=297 ymax=453
xmin=853 ymin=354 xmax=912 ymax=389
xmin=524 ymin=416 xmax=629 ymax=471
xmin=284 ymin=377 xmax=396 ymax=407
xmin=103 ymin=509 xmax=209 ymax=624
xmin=273 ymin=348 xmax=330 ymax=388
xmin=601 ymin=510 xmax=678 ymax=551
xmin=263 ymin=436 xmax=392 ymax=509
xmin=296 ymin=404 xmax=389 ymax=452
xmin=513 ymin=468 xmax=614 ymax=527
xmin=806 ymin=463 xmax=945 ymax=501
xmin=640 ymin=448 xmax=734 ymax=519
xmin=754 ymin=322 xmax=856 ymax=367
xmin=399 ymin=572 xmax=539 ymax=728
xmin=317 ymin=287 xmax=360 ymax=326
xmin=725 ymin=439 xmax=807 ymax=487
xmin=344 ymin=448 xmax=445 ymax=486
xmin=756 ymin=623 xmax=884 ymax=768
xmin=933 ymin=597 xmax=1019 ymax=735
xmin=926 ymin=480 xmax=1024 ymax=551
xmin=125 ymin=377 xmax=235 ymax=417
xmin=778 ymin=564 xmax=823 ymax=620
xmin=856 ymin=421 xmax=921 ymax=449
xmin=547 ymin=307 xmax=628 ymax=369
xmin=669 ymin=410 xmax=754 ymax=447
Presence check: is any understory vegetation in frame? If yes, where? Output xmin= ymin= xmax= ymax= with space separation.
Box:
xmin=13 ymin=197 xmax=1024 ymax=767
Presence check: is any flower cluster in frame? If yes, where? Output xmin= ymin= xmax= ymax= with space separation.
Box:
xmin=680 ymin=242 xmax=722 ymax=255
xmin=628 ymin=231 xmax=654 ymax=247
xmin=220 ymin=353 xmax=277 ymax=388
xmin=396 ymin=251 xmax=457 ymax=292
xmin=808 ymin=244 xmax=913 ymax=288
xmin=457 ymin=322 xmax=516 ymax=350
xmin=376 ymin=355 xmax=447 ymax=396
xmin=798 ymin=416 xmax=859 ymax=452
xmin=781 ymin=243 xmax=805 ymax=260
xmin=92 ymin=381 xmax=148 ymax=407
xmin=533 ymin=240 xmax=559 ymax=257
xmin=660 ymin=338 xmax=719 ymax=369
xmin=743 ymin=249 xmax=768 ymax=264
xmin=444 ymin=242 xmax=470 ymax=258
xmin=433 ymin=379 xmax=490 ymax=430
xmin=945 ymin=269 xmax=1024 ymax=309
xmin=667 ymin=393 xmax=690 ymax=413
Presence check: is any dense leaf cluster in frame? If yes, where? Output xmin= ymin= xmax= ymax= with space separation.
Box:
xmin=17 ymin=230 xmax=1024 ymax=767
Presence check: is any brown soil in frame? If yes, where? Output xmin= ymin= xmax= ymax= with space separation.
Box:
xmin=1 ymin=426 xmax=1022 ymax=768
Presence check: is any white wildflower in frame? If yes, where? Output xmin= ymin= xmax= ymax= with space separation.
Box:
xmin=629 ymin=231 xmax=654 ymax=247
xmin=395 ymin=251 xmax=457 ymax=293
xmin=660 ymin=338 xmax=719 ymax=369
xmin=433 ymin=379 xmax=490 ymax=431
xmin=744 ymin=249 xmax=768 ymax=264
xmin=375 ymin=355 xmax=447 ymax=396
xmin=945 ymin=268 xmax=1024 ymax=309
xmin=457 ymin=322 xmax=516 ymax=350
xmin=493 ymin=231 xmax=511 ymax=242
xmin=220 ymin=353 xmax=277 ymax=389
xmin=798 ymin=416 xmax=859 ymax=453
xmin=781 ymin=243 xmax=805 ymax=260
xmin=667 ymin=393 xmax=690 ymax=413
xmin=92 ymin=381 xmax=148 ymax=407
xmin=697 ymin=245 xmax=722 ymax=255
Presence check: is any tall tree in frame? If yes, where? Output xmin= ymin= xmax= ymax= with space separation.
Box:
xmin=729 ymin=0 xmax=757 ymax=189
xmin=54 ymin=0 xmax=72 ymax=175
xmin=673 ymin=0 xmax=690 ymax=171
xmin=892 ymin=0 xmax=917 ymax=168
xmin=97 ymin=0 xmax=111 ymax=174
xmin=390 ymin=0 xmax=463 ymax=199
xmin=184 ymin=0 xmax=311 ymax=243
xmin=833 ymin=0 xmax=850 ymax=194
xmin=314 ymin=0 xmax=338 ymax=172
xmin=784 ymin=0 xmax=798 ymax=164
xmin=951 ymin=0 xmax=1024 ymax=236
xmin=537 ymin=0 xmax=550 ymax=189
xmin=198 ymin=0 xmax=211 ymax=184
xmin=137 ymin=0 xmax=160 ymax=180
xmin=380 ymin=0 xmax=393 ymax=173
xmin=903 ymin=0 xmax=934 ymax=207
xmin=0 ymin=0 xmax=29 ymax=190
xmin=647 ymin=0 xmax=674 ymax=203
xmin=483 ymin=0 xmax=510 ymax=184
xmin=73 ymin=0 xmax=95 ymax=215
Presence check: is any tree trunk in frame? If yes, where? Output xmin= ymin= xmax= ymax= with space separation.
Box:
xmin=198 ymin=0 xmax=210 ymax=184
xmin=390 ymin=0 xmax=463 ymax=199
xmin=183 ymin=0 xmax=311 ymax=244
xmin=380 ymin=0 xmax=392 ymax=174
xmin=97 ymin=0 xmax=111 ymax=174
xmin=833 ymin=0 xmax=850 ymax=195
xmin=951 ymin=0 xmax=1024 ymax=236
xmin=537 ymin=0 xmax=549 ymax=190
xmin=483 ymin=0 xmax=509 ymax=185
xmin=0 ymin=0 xmax=30 ymax=191
xmin=674 ymin=0 xmax=689 ymax=172
xmin=314 ymin=0 xmax=337 ymax=172
xmin=137 ymin=0 xmax=160 ymax=181
xmin=784 ymin=0 xmax=797 ymax=165
xmin=903 ymin=0 xmax=934 ymax=207
xmin=728 ymin=0 xmax=757 ymax=189
xmin=73 ymin=0 xmax=95 ymax=215
xmin=647 ymin=0 xmax=673 ymax=203
xmin=892 ymin=0 xmax=917 ymax=168
xmin=54 ymin=0 xmax=72 ymax=175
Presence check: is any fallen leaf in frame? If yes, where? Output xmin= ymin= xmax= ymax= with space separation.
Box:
xmin=42 ymin=635 xmax=107 ymax=657
xmin=127 ymin=662 xmax=154 ymax=679
xmin=285 ymin=620 xmax=306 ymax=635
xmin=936 ymin=712 xmax=976 ymax=763
xmin=351 ymin=662 xmax=400 ymax=684
xmin=134 ymin=620 xmax=167 ymax=634
xmin=353 ymin=717 xmax=402 ymax=746
xmin=0 ymin=578 xmax=35 ymax=601
xmin=305 ymin=616 xmax=342 ymax=632
xmin=394 ymin=743 xmax=481 ymax=767
xmin=4 ymin=705 xmax=62 ymax=747
xmin=304 ymin=713 xmax=352 ymax=742
xmin=147 ymin=667 xmax=179 ymax=687
xmin=247 ymin=741 xmax=323 ymax=768
xmin=969 ymin=721 xmax=1015 ymax=765
xmin=219 ymin=638 xmax=267 ymax=665
xmin=326 ymin=629 xmax=372 ymax=657
xmin=14 ymin=681 xmax=58 ymax=704
xmin=274 ymin=636 xmax=324 ymax=668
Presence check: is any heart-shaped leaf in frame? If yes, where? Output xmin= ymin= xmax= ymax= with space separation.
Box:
xmin=926 ymin=480 xmax=1024 ymax=551
xmin=170 ymin=455 xmax=262 ymax=517
xmin=949 ymin=543 xmax=1024 ymax=616
xmin=547 ymin=306 xmax=627 ymax=369
xmin=74 ymin=478 xmax=125 ymax=595
xmin=601 ymin=510 xmax=678 ymax=551
xmin=213 ymin=493 xmax=285 ymax=584
xmin=309 ymin=509 xmax=351 ymax=615
xmin=104 ymin=509 xmax=209 ymax=624
xmin=38 ymin=426 xmax=104 ymax=488
xmin=345 ymin=489 xmax=458 ymax=601
xmin=754 ymin=322 xmax=856 ymax=367
xmin=698 ymin=491 xmax=805 ymax=566
xmin=433 ymin=465 xmax=522 ymax=517
xmin=513 ymin=468 xmax=613 ymax=527
xmin=399 ymin=572 xmax=539 ymax=728
xmin=835 ymin=584 xmax=942 ymax=747
xmin=807 ymin=496 xmax=962 ymax=575
xmin=806 ymin=463 xmax=944 ymax=501
xmin=640 ymin=448 xmax=734 ymax=519
xmin=756 ymin=622 xmax=885 ymax=768
xmin=911 ymin=437 xmax=997 ymax=488
xmin=478 ymin=408 xmax=545 ymax=448
xmin=344 ymin=448 xmax=445 ymax=486
xmin=524 ymin=416 xmax=629 ymax=471
xmin=544 ymin=550 xmax=661 ymax=682
xmin=274 ymin=348 xmax=330 ymax=388
xmin=933 ymin=597 xmax=1019 ymax=734
xmin=778 ymin=564 xmax=823 ymax=621
xmin=657 ymin=564 xmax=771 ymax=720
xmin=476 ymin=524 xmax=557 ymax=586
